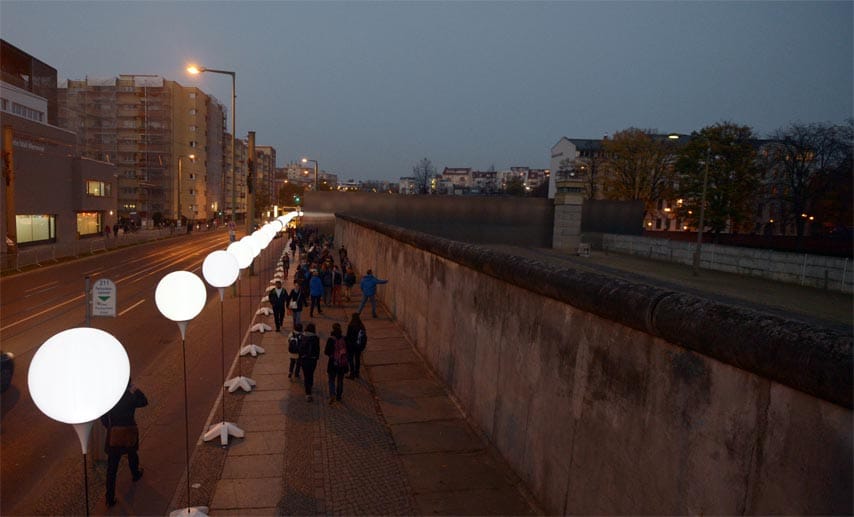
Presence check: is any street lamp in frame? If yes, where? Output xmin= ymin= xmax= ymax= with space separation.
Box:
xmin=187 ymin=65 xmax=236 ymax=226
xmin=668 ymin=134 xmax=710 ymax=276
xmin=301 ymin=157 xmax=318 ymax=191
xmin=177 ymin=154 xmax=195 ymax=227
xmin=692 ymin=140 xmax=711 ymax=276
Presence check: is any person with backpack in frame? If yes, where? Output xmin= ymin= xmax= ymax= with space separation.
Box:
xmin=300 ymin=323 xmax=321 ymax=402
xmin=324 ymin=322 xmax=349 ymax=405
xmin=288 ymin=323 xmax=303 ymax=380
xmin=345 ymin=313 xmax=367 ymax=380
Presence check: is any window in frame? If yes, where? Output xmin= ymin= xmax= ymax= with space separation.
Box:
xmin=16 ymin=214 xmax=56 ymax=244
xmin=76 ymin=211 xmax=103 ymax=237
xmin=188 ymin=93 xmax=196 ymax=99
xmin=189 ymin=109 xmax=197 ymax=115
xmin=189 ymin=125 xmax=197 ymax=132
xmin=86 ymin=180 xmax=112 ymax=197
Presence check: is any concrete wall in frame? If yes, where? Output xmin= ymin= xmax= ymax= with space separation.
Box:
xmin=336 ymin=214 xmax=852 ymax=515
xmin=305 ymin=191 xmax=554 ymax=247
xmin=596 ymin=233 xmax=853 ymax=293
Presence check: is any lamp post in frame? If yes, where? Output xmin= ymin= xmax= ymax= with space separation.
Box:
xmin=667 ymin=133 xmax=710 ymax=276
xmin=692 ymin=140 xmax=711 ymax=276
xmin=301 ymin=157 xmax=318 ymax=192
xmin=177 ymin=154 xmax=195 ymax=228
xmin=187 ymin=65 xmax=236 ymax=226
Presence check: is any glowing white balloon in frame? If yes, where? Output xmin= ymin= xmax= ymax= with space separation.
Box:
xmin=241 ymin=235 xmax=261 ymax=258
xmin=155 ymin=271 xmax=207 ymax=323
xmin=28 ymin=328 xmax=130 ymax=425
xmin=202 ymin=250 xmax=240 ymax=288
xmin=227 ymin=240 xmax=253 ymax=269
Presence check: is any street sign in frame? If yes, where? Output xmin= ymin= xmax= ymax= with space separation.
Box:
xmin=92 ymin=278 xmax=116 ymax=317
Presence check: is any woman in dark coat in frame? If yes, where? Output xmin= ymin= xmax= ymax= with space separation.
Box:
xmin=299 ymin=323 xmax=321 ymax=402
xmin=345 ymin=313 xmax=366 ymax=379
xmin=289 ymin=282 xmax=307 ymax=327
xmin=324 ymin=322 xmax=349 ymax=404
xmin=100 ymin=381 xmax=148 ymax=507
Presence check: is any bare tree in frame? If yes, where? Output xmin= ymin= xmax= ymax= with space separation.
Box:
xmin=412 ymin=157 xmax=436 ymax=194
xmin=764 ymin=121 xmax=853 ymax=241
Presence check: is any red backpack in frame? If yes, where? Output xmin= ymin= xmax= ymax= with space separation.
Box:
xmin=333 ymin=337 xmax=348 ymax=369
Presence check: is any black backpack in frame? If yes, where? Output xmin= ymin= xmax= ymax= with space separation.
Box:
xmin=355 ymin=329 xmax=367 ymax=351
xmin=288 ymin=332 xmax=301 ymax=354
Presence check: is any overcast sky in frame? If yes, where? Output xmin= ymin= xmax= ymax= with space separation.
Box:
xmin=2 ymin=1 xmax=851 ymax=181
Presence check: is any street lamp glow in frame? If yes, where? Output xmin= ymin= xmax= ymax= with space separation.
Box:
xmin=186 ymin=65 xmax=202 ymax=75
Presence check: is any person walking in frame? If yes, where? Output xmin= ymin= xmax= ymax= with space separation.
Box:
xmin=344 ymin=266 xmax=356 ymax=302
xmin=300 ymin=323 xmax=321 ymax=401
xmin=309 ymin=270 xmax=324 ymax=318
xmin=321 ymin=264 xmax=334 ymax=307
xmin=324 ymin=322 xmax=349 ymax=404
xmin=357 ymin=269 xmax=389 ymax=318
xmin=268 ymin=280 xmax=288 ymax=332
xmin=288 ymin=323 xmax=303 ymax=380
xmin=345 ymin=312 xmax=367 ymax=379
xmin=282 ymin=253 xmax=290 ymax=279
xmin=288 ymin=282 xmax=307 ymax=327
xmin=101 ymin=380 xmax=148 ymax=508
xmin=332 ymin=265 xmax=343 ymax=307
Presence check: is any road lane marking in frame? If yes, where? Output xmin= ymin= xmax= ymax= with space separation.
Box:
xmin=0 ymin=294 xmax=83 ymax=332
xmin=24 ymin=281 xmax=59 ymax=293
xmin=118 ymin=298 xmax=146 ymax=317
xmin=2 ymin=239 xmax=226 ymax=332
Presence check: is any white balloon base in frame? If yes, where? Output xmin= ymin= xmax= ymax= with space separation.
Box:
xmin=240 ymin=344 xmax=265 ymax=357
xmin=224 ymin=376 xmax=256 ymax=393
xmin=169 ymin=506 xmax=209 ymax=517
xmin=203 ymin=421 xmax=244 ymax=445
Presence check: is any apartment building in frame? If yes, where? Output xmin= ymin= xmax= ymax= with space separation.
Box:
xmin=255 ymin=146 xmax=277 ymax=206
xmin=58 ymin=75 xmax=227 ymax=225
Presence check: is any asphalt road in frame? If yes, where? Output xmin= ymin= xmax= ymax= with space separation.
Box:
xmin=0 ymin=229 xmax=286 ymax=515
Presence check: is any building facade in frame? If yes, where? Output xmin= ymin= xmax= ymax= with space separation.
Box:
xmin=58 ymin=75 xmax=227 ymax=226
xmin=1 ymin=41 xmax=118 ymax=251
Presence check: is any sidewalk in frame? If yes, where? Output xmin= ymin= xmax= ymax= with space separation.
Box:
xmin=200 ymin=254 xmax=540 ymax=515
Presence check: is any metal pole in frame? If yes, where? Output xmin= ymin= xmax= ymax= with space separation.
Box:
xmin=231 ymin=73 xmax=237 ymax=228
xmin=314 ymin=161 xmax=318 ymax=192
xmin=692 ymin=142 xmax=710 ymax=276
xmin=85 ymin=276 xmax=92 ymax=327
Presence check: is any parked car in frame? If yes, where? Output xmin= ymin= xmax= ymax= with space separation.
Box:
xmin=1 ymin=352 xmax=14 ymax=392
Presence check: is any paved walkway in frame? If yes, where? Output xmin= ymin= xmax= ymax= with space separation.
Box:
xmin=201 ymin=250 xmax=540 ymax=515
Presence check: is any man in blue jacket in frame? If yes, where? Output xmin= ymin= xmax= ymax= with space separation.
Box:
xmin=309 ymin=270 xmax=324 ymax=318
xmin=357 ymin=269 xmax=388 ymax=318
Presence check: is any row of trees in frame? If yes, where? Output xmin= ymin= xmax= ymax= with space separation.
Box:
xmin=562 ymin=120 xmax=853 ymax=240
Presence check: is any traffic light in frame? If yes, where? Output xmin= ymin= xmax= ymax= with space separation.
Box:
xmin=293 ymin=194 xmax=301 ymax=205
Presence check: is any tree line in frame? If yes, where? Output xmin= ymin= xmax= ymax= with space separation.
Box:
xmin=561 ymin=120 xmax=853 ymax=241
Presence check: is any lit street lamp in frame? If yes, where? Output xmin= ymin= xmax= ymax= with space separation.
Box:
xmin=187 ymin=64 xmax=236 ymax=225
xmin=301 ymin=157 xmax=318 ymax=191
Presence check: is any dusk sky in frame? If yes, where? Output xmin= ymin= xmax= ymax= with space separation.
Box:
xmin=2 ymin=1 xmax=851 ymax=182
